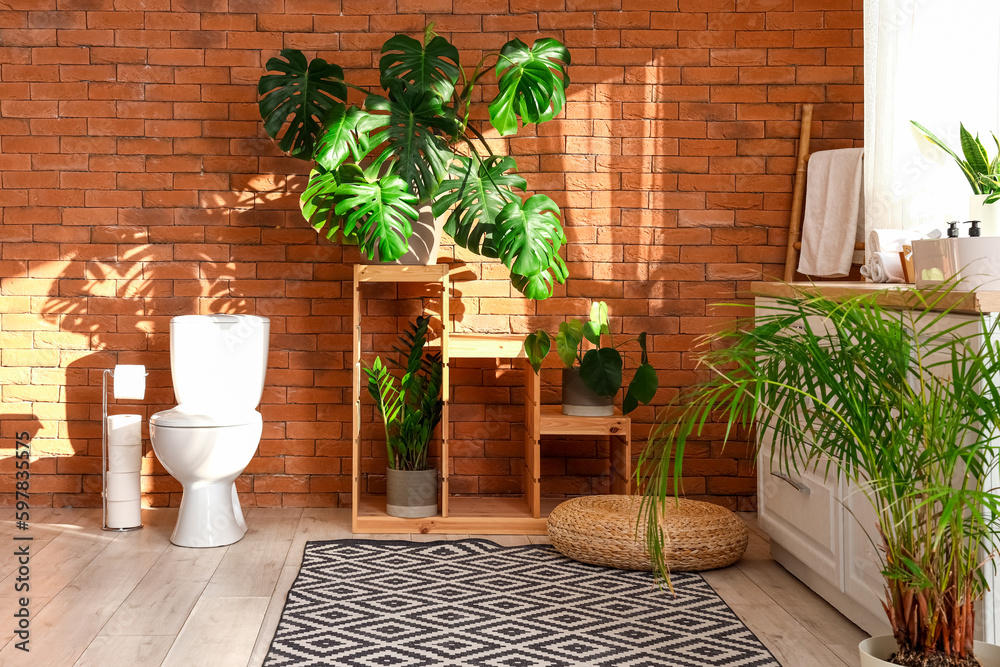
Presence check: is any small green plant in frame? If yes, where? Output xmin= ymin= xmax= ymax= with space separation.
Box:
xmin=639 ymin=283 xmax=1000 ymax=666
xmin=364 ymin=316 xmax=443 ymax=471
xmin=522 ymin=302 xmax=659 ymax=414
xmin=912 ymin=120 xmax=1000 ymax=203
xmin=257 ymin=24 xmax=571 ymax=299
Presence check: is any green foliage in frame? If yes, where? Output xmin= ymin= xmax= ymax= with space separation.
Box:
xmin=637 ymin=283 xmax=1000 ymax=661
xmin=432 ymin=155 xmax=527 ymax=258
xmin=489 ymin=38 xmax=571 ymax=137
xmin=334 ymin=173 xmax=419 ymax=261
xmin=522 ymin=301 xmax=659 ymax=414
xmin=496 ymin=194 xmax=566 ymax=277
xmin=364 ymin=316 xmax=443 ymax=471
xmin=912 ymin=120 xmax=1000 ymax=203
xmin=523 ymin=331 xmax=550 ymax=374
xmin=258 ymin=50 xmax=347 ymax=159
xmin=379 ymin=30 xmax=460 ymax=102
xmin=258 ymin=25 xmax=572 ymax=298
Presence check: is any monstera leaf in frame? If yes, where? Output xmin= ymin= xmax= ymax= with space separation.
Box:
xmin=489 ymin=38 xmax=570 ymax=137
xmin=495 ymin=194 xmax=566 ymax=277
xmin=334 ymin=172 xmax=419 ymax=261
xmin=511 ymin=254 xmax=568 ymax=300
xmin=432 ymin=155 xmax=527 ymax=258
xmin=580 ymin=348 xmax=623 ymax=398
xmin=313 ymin=104 xmax=372 ymax=171
xmin=259 ymin=49 xmax=347 ymax=158
xmin=364 ymin=82 xmax=457 ymax=200
xmin=301 ymin=166 xmax=341 ymax=237
xmin=379 ymin=32 xmax=461 ymax=102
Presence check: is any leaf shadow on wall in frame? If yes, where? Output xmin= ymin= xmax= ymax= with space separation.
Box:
xmin=40 ymin=222 xmax=260 ymax=508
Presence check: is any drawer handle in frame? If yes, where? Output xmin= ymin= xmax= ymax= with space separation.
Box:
xmin=771 ymin=470 xmax=811 ymax=495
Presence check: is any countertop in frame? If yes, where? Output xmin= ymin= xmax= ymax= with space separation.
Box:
xmin=749 ymin=281 xmax=1000 ymax=314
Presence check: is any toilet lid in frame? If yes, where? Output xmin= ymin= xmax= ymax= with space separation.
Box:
xmin=150 ymin=406 xmax=260 ymax=428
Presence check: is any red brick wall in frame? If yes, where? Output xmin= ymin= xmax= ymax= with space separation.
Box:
xmin=0 ymin=1 xmax=862 ymax=511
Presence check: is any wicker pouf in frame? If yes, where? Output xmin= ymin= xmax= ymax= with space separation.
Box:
xmin=547 ymin=495 xmax=749 ymax=572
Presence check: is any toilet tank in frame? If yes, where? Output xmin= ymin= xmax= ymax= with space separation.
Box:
xmin=169 ymin=315 xmax=270 ymax=412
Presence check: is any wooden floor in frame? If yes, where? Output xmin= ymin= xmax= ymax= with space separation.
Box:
xmin=0 ymin=507 xmax=867 ymax=666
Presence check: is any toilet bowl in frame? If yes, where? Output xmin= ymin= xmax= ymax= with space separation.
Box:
xmin=150 ymin=314 xmax=269 ymax=548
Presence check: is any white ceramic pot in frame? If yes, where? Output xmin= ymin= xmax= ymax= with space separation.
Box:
xmin=860 ymin=635 xmax=1000 ymax=666
xmin=361 ymin=203 xmax=444 ymax=265
xmin=970 ymin=194 xmax=1000 ymax=237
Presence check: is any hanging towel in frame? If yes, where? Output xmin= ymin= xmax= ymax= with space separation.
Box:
xmin=797 ymin=147 xmax=865 ymax=277
xmin=860 ymin=251 xmax=905 ymax=283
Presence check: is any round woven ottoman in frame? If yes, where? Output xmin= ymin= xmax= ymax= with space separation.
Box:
xmin=547 ymin=495 xmax=749 ymax=572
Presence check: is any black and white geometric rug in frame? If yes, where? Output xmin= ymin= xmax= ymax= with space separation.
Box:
xmin=264 ymin=539 xmax=779 ymax=667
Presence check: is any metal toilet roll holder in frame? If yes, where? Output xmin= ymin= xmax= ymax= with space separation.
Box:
xmin=102 ymin=366 xmax=144 ymax=533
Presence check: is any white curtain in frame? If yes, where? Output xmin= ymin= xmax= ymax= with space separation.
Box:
xmin=864 ymin=0 xmax=1000 ymax=241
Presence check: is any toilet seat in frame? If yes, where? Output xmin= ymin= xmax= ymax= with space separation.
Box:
xmin=151 ymin=406 xmax=259 ymax=428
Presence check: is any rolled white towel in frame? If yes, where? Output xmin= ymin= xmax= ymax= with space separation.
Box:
xmin=867 ymin=251 xmax=906 ymax=283
xmin=867 ymin=226 xmax=943 ymax=254
xmin=868 ymin=229 xmax=912 ymax=254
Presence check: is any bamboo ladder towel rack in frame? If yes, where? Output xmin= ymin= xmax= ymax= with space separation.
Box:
xmin=782 ymin=103 xmax=865 ymax=282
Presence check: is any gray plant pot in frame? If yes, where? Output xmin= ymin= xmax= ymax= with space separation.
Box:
xmin=562 ymin=367 xmax=614 ymax=417
xmin=385 ymin=467 xmax=438 ymax=518
xmin=361 ymin=203 xmax=444 ymax=266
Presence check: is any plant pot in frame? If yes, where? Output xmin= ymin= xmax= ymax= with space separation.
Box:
xmin=361 ymin=203 xmax=444 ymax=266
xmin=970 ymin=194 xmax=1000 ymax=237
xmin=385 ymin=467 xmax=438 ymax=518
xmin=859 ymin=635 xmax=1000 ymax=667
xmin=561 ymin=367 xmax=614 ymax=417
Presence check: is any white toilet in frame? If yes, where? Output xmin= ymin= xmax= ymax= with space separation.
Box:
xmin=150 ymin=314 xmax=269 ymax=548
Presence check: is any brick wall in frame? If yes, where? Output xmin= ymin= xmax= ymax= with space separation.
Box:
xmin=0 ymin=0 xmax=863 ymax=511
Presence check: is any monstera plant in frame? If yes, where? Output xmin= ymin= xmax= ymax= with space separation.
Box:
xmin=258 ymin=25 xmax=571 ymax=299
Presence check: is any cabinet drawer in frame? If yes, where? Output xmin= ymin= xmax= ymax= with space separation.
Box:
xmin=758 ymin=455 xmax=843 ymax=588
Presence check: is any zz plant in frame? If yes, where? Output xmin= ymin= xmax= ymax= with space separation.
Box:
xmin=258 ymin=25 xmax=571 ymax=299
xmin=523 ymin=302 xmax=659 ymax=414
xmin=364 ymin=316 xmax=443 ymax=471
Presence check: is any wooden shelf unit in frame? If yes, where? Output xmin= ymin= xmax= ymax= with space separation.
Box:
xmin=351 ymin=264 xmax=631 ymax=535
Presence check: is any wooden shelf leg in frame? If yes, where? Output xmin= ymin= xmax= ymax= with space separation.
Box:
xmin=610 ymin=429 xmax=632 ymax=495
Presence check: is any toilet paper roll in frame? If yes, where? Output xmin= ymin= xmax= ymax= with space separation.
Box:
xmin=106 ymin=471 xmax=140 ymax=501
xmin=107 ymin=414 xmax=142 ymax=473
xmin=113 ymin=364 xmax=146 ymax=400
xmin=106 ymin=499 xmax=141 ymax=529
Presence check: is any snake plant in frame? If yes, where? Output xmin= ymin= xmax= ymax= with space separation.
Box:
xmin=258 ymin=25 xmax=571 ymax=299
xmin=912 ymin=120 xmax=1000 ymax=203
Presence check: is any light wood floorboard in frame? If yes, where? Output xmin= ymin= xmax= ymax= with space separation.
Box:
xmin=0 ymin=507 xmax=865 ymax=666
xmin=74 ymin=635 xmax=174 ymax=667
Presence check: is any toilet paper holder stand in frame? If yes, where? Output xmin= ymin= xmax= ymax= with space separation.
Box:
xmin=102 ymin=367 xmax=144 ymax=533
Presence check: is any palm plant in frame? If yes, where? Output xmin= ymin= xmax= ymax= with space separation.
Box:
xmin=258 ymin=25 xmax=571 ymax=299
xmin=912 ymin=121 xmax=1000 ymax=203
xmin=638 ymin=284 xmax=1000 ymax=666
xmin=364 ymin=316 xmax=443 ymax=471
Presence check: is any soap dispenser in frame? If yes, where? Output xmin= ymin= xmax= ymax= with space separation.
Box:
xmin=966 ymin=220 xmax=981 ymax=237
xmin=947 ymin=221 xmax=960 ymax=238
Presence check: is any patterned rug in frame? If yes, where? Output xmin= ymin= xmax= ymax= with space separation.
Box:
xmin=264 ymin=538 xmax=779 ymax=667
